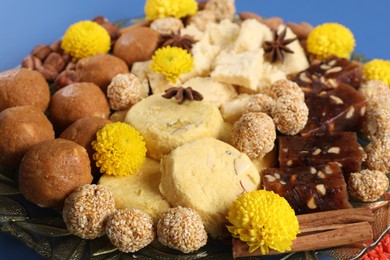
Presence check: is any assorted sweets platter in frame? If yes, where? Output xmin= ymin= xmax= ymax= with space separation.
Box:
xmin=0 ymin=0 xmax=390 ymax=259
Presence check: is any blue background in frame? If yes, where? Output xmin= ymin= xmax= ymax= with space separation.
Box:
xmin=0 ymin=0 xmax=389 ymax=259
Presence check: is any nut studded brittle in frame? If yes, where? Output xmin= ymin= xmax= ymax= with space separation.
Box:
xmin=294 ymin=56 xmax=363 ymax=89
xmin=278 ymin=132 xmax=365 ymax=177
xmin=300 ymin=83 xmax=367 ymax=135
xmin=292 ymin=56 xmax=367 ymax=135
xmin=262 ymin=162 xmax=352 ymax=214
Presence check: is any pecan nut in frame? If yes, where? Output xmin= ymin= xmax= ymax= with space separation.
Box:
xmin=31 ymin=44 xmax=52 ymax=60
xmin=44 ymin=52 xmax=66 ymax=72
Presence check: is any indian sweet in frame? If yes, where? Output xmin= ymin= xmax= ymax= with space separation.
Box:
xmin=0 ymin=68 xmax=50 ymax=113
xmin=18 ymin=139 xmax=93 ymax=208
xmin=0 ymin=106 xmax=54 ymax=168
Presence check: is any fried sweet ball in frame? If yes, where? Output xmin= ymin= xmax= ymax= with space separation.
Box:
xmin=75 ymin=54 xmax=129 ymax=93
xmin=0 ymin=68 xmax=50 ymax=113
xmin=113 ymin=27 xmax=160 ymax=67
xmin=0 ymin=106 xmax=54 ymax=168
xmin=19 ymin=139 xmax=93 ymax=208
xmin=49 ymin=82 xmax=110 ymax=131
xmin=59 ymin=116 xmax=111 ymax=177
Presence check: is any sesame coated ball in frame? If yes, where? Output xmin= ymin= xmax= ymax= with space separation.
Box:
xmin=107 ymin=73 xmax=146 ymax=111
xmin=106 ymin=208 xmax=155 ymax=253
xmin=150 ymin=17 xmax=184 ymax=35
xmin=157 ymin=206 xmax=207 ymax=253
xmin=362 ymin=105 xmax=390 ymax=141
xmin=271 ymin=95 xmax=309 ymax=135
xmin=188 ymin=10 xmax=216 ymax=31
xmin=63 ymin=184 xmax=116 ymax=239
xmin=231 ymin=112 xmax=276 ymax=159
xmin=244 ymin=94 xmax=275 ymax=116
xmin=348 ymin=169 xmax=389 ymax=202
xmin=267 ymin=79 xmax=305 ymax=102
xmin=365 ymin=136 xmax=390 ymax=172
xmin=204 ymin=0 xmax=235 ymax=21
xmin=359 ymin=80 xmax=390 ymax=108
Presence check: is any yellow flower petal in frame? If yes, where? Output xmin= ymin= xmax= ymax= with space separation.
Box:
xmin=363 ymin=59 xmax=390 ymax=86
xmin=227 ymin=190 xmax=299 ymax=254
xmin=92 ymin=122 xmax=146 ymax=176
xmin=144 ymin=0 xmax=198 ymax=20
xmin=307 ymin=23 xmax=355 ymax=60
xmin=150 ymin=46 xmax=194 ymax=83
xmin=61 ymin=20 xmax=111 ymax=60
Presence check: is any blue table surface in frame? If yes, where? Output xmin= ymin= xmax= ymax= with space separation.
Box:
xmin=0 ymin=0 xmax=389 ymax=259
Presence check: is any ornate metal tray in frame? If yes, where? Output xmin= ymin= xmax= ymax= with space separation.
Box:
xmin=0 ymin=163 xmax=389 ymax=260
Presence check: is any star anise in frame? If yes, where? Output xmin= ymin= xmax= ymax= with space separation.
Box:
xmin=162 ymin=87 xmax=204 ymax=104
xmin=159 ymin=34 xmax=197 ymax=52
xmin=263 ymin=27 xmax=297 ymax=63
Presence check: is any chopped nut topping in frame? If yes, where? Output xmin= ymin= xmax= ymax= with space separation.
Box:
xmin=327 ymin=147 xmax=340 ymax=154
xmin=265 ymin=175 xmax=276 ymax=182
xmin=324 ymin=165 xmax=333 ymax=174
xmin=325 ymin=66 xmax=343 ymax=75
xmin=317 ymin=171 xmax=325 ymax=179
xmin=312 ymin=148 xmax=321 ymax=155
xmin=310 ymin=167 xmax=317 ymax=174
xmin=329 ymin=95 xmax=344 ymax=105
xmin=316 ymin=184 xmax=327 ymax=196
xmin=307 ymin=197 xmax=317 ymax=209
xmin=287 ymin=160 xmax=293 ymax=166
xmin=299 ymin=72 xmax=312 ymax=84
xmin=345 ymin=106 xmax=355 ymax=119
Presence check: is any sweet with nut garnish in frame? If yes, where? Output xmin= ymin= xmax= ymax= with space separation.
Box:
xmin=262 ymin=163 xmax=352 ymax=214
xmin=1 ymin=0 xmax=390 ymax=258
xmin=278 ymin=132 xmax=365 ymax=177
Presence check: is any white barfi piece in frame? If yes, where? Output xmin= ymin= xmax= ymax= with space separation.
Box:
xmin=206 ymin=19 xmax=240 ymax=50
xmin=211 ymin=49 xmax=263 ymax=91
xmin=183 ymin=76 xmax=237 ymax=107
xmin=232 ymin=19 xmax=273 ymax=53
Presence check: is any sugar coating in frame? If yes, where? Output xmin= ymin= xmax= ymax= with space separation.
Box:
xmin=231 ymin=112 xmax=276 ymax=159
xmin=157 ymin=206 xmax=207 ymax=253
xmin=150 ymin=17 xmax=184 ymax=35
xmin=348 ymin=169 xmax=389 ymax=202
xmin=244 ymin=93 xmax=275 ymax=116
xmin=106 ymin=208 xmax=155 ymax=253
xmin=62 ymin=184 xmax=116 ymax=239
xmin=267 ymin=79 xmax=305 ymax=101
xmin=365 ymin=136 xmax=390 ymax=172
xmin=107 ymin=73 xmax=146 ymax=111
xmin=272 ymin=95 xmax=309 ymax=135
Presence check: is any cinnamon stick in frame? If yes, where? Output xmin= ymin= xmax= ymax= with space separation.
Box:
xmin=232 ymin=208 xmax=374 ymax=258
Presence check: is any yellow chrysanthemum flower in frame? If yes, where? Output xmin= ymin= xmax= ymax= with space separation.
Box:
xmin=227 ymin=190 xmax=299 ymax=255
xmin=144 ymin=0 xmax=198 ymax=20
xmin=150 ymin=46 xmax=194 ymax=83
xmin=61 ymin=20 xmax=111 ymax=60
xmin=363 ymin=59 xmax=390 ymax=86
xmin=307 ymin=23 xmax=355 ymax=60
xmin=92 ymin=122 xmax=147 ymax=176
